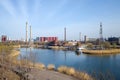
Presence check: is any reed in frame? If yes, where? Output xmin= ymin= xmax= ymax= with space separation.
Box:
xmin=66 ymin=67 xmax=75 ymax=76
xmin=74 ymin=71 xmax=93 ymax=80
xmin=57 ymin=66 xmax=93 ymax=80
xmin=82 ymin=49 xmax=120 ymax=54
xmin=57 ymin=66 xmax=67 ymax=73
xmin=47 ymin=64 xmax=55 ymax=70
xmin=34 ymin=63 xmax=45 ymax=70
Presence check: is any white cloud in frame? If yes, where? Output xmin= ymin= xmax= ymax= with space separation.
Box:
xmin=34 ymin=0 xmax=41 ymax=14
xmin=44 ymin=0 xmax=68 ymax=20
xmin=0 ymin=0 xmax=16 ymax=16
xmin=20 ymin=0 xmax=27 ymax=17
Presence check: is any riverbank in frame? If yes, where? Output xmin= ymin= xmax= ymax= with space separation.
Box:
xmin=9 ymin=50 xmax=20 ymax=57
xmin=9 ymin=48 xmax=93 ymax=80
xmin=82 ymin=49 xmax=120 ymax=54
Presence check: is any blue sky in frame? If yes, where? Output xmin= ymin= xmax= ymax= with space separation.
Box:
xmin=0 ymin=0 xmax=120 ymax=40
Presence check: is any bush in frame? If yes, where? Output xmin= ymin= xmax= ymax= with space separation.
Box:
xmin=57 ymin=66 xmax=75 ymax=76
xmin=35 ymin=63 xmax=45 ymax=70
xmin=57 ymin=66 xmax=67 ymax=73
xmin=66 ymin=67 xmax=75 ymax=76
xmin=47 ymin=64 xmax=55 ymax=70
xmin=74 ymin=71 xmax=93 ymax=80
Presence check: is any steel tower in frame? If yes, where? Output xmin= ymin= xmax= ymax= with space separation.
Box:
xmin=100 ymin=22 xmax=103 ymax=42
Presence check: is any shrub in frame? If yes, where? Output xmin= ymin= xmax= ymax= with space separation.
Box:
xmin=57 ymin=66 xmax=75 ymax=76
xmin=47 ymin=64 xmax=55 ymax=70
xmin=74 ymin=71 xmax=93 ymax=80
xmin=35 ymin=63 xmax=45 ymax=70
xmin=66 ymin=67 xmax=75 ymax=76
xmin=57 ymin=66 xmax=67 ymax=73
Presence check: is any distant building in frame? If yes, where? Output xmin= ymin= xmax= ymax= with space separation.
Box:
xmin=36 ymin=37 xmax=58 ymax=42
xmin=88 ymin=38 xmax=97 ymax=42
xmin=1 ymin=35 xmax=7 ymax=42
xmin=108 ymin=37 xmax=120 ymax=45
xmin=118 ymin=38 xmax=120 ymax=44
xmin=84 ymin=35 xmax=88 ymax=43
xmin=35 ymin=37 xmax=40 ymax=42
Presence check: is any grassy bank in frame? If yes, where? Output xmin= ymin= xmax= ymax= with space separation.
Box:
xmin=0 ymin=43 xmax=116 ymax=80
xmin=82 ymin=49 xmax=120 ymax=54
xmin=57 ymin=66 xmax=93 ymax=80
xmin=0 ymin=43 xmax=94 ymax=80
xmin=0 ymin=44 xmax=21 ymax=80
xmin=11 ymin=49 xmax=93 ymax=80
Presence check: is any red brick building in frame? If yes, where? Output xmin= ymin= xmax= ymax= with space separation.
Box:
xmin=40 ymin=37 xmax=58 ymax=42
xmin=36 ymin=37 xmax=58 ymax=42
xmin=1 ymin=35 xmax=7 ymax=42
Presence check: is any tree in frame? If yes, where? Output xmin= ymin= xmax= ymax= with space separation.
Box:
xmin=112 ymin=43 xmax=117 ymax=49
xmin=76 ymin=42 xmax=81 ymax=47
xmin=86 ymin=43 xmax=93 ymax=49
xmin=102 ymin=41 xmax=111 ymax=49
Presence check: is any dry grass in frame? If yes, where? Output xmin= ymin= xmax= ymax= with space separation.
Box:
xmin=74 ymin=71 xmax=93 ymax=80
xmin=0 ymin=67 xmax=20 ymax=80
xmin=47 ymin=64 xmax=55 ymax=70
xmin=57 ymin=66 xmax=67 ymax=73
xmin=83 ymin=49 xmax=120 ymax=54
xmin=57 ymin=66 xmax=94 ymax=80
xmin=66 ymin=67 xmax=75 ymax=76
xmin=35 ymin=63 xmax=45 ymax=70
xmin=9 ymin=50 xmax=20 ymax=57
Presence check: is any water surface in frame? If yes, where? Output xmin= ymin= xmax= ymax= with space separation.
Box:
xmin=19 ymin=48 xmax=120 ymax=80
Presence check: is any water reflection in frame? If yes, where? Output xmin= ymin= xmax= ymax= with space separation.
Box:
xmin=75 ymin=50 xmax=81 ymax=56
xmin=64 ymin=50 xmax=67 ymax=65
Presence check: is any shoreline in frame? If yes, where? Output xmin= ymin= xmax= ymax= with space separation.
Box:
xmin=10 ymin=48 xmax=93 ymax=80
xmin=82 ymin=49 xmax=120 ymax=54
xmin=35 ymin=45 xmax=120 ymax=55
xmin=9 ymin=50 xmax=20 ymax=57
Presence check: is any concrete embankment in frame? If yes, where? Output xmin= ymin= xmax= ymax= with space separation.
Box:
xmin=82 ymin=49 xmax=120 ymax=54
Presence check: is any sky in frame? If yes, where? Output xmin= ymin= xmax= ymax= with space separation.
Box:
xmin=0 ymin=0 xmax=120 ymax=40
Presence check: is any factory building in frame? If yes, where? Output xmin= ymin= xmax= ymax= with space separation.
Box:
xmin=1 ymin=35 xmax=7 ymax=42
xmin=36 ymin=37 xmax=58 ymax=42
xmin=108 ymin=37 xmax=120 ymax=45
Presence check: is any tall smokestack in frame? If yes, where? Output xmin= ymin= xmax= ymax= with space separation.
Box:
xmin=79 ymin=32 xmax=81 ymax=42
xmin=30 ymin=25 xmax=32 ymax=44
xmin=26 ymin=22 xmax=28 ymax=43
xmin=64 ymin=27 xmax=66 ymax=42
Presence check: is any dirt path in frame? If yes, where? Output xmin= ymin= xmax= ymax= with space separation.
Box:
xmin=25 ymin=68 xmax=79 ymax=80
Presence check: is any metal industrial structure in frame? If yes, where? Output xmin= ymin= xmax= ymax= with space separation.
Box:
xmin=26 ymin=22 xmax=28 ymax=43
xmin=29 ymin=25 xmax=32 ymax=46
xmin=79 ymin=32 xmax=81 ymax=42
xmin=64 ymin=27 xmax=66 ymax=42
xmin=100 ymin=22 xmax=103 ymax=42
xmin=99 ymin=22 xmax=104 ymax=49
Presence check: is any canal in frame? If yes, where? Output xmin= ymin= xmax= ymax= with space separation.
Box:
xmin=19 ymin=48 xmax=120 ymax=80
